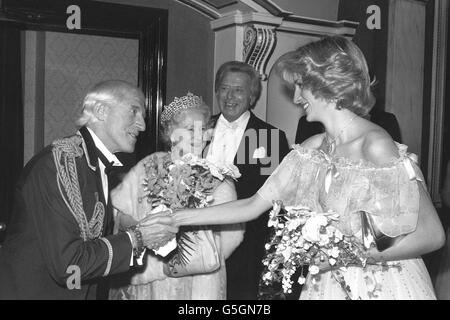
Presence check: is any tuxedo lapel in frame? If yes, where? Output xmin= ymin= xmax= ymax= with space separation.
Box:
xmin=79 ymin=127 xmax=107 ymax=205
xmin=202 ymin=114 xmax=219 ymax=158
xmin=233 ymin=112 xmax=259 ymax=167
xmin=79 ymin=126 xmax=99 ymax=170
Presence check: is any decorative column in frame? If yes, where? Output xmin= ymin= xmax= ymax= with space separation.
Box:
xmin=242 ymin=24 xmax=277 ymax=81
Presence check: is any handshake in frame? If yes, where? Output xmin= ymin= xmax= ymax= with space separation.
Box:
xmin=119 ymin=210 xmax=178 ymax=254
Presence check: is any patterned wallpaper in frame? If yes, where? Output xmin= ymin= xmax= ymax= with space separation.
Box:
xmin=23 ymin=31 xmax=37 ymax=164
xmin=43 ymin=32 xmax=138 ymax=146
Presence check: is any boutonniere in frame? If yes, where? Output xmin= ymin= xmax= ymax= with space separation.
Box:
xmin=253 ymin=146 xmax=266 ymax=159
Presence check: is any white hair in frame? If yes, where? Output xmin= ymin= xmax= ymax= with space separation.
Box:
xmin=75 ymin=80 xmax=145 ymax=128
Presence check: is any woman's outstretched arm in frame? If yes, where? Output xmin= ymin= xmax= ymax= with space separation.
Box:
xmin=173 ymin=193 xmax=272 ymax=227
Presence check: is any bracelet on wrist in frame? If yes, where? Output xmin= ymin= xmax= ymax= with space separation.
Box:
xmin=127 ymin=225 xmax=145 ymax=257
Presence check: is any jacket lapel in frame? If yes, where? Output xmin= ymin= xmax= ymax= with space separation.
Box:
xmin=202 ymin=114 xmax=219 ymax=158
xmin=233 ymin=112 xmax=258 ymax=166
xmin=79 ymin=127 xmax=107 ymax=204
xmin=78 ymin=127 xmax=110 ymax=235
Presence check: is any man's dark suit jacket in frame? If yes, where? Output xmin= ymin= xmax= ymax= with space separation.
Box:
xmin=0 ymin=127 xmax=132 ymax=299
xmin=295 ymin=109 xmax=402 ymax=144
xmin=209 ymin=112 xmax=290 ymax=300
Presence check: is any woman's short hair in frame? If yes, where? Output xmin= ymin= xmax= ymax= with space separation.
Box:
xmin=276 ymin=36 xmax=375 ymax=116
xmin=160 ymin=93 xmax=211 ymax=150
xmin=75 ymin=80 xmax=145 ymax=127
xmin=214 ymin=61 xmax=262 ymax=107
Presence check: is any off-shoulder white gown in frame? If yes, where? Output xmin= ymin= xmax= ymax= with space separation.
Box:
xmin=258 ymin=144 xmax=436 ymax=300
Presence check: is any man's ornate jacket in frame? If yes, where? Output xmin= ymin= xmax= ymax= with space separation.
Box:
xmin=0 ymin=127 xmax=132 ymax=299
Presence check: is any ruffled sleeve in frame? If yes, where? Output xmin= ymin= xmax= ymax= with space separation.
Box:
xmin=256 ymin=144 xmax=423 ymax=239
xmin=333 ymin=144 xmax=422 ymax=238
xmin=257 ymin=147 xmax=327 ymax=212
xmin=357 ymin=153 xmax=422 ymax=237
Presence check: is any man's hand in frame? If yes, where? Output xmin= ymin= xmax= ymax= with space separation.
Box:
xmin=138 ymin=212 xmax=178 ymax=249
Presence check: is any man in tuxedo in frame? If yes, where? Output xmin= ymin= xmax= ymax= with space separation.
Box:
xmin=0 ymin=80 xmax=177 ymax=299
xmin=207 ymin=61 xmax=290 ymax=300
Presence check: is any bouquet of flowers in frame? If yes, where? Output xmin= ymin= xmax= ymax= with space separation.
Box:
xmin=139 ymin=152 xmax=240 ymax=262
xmin=259 ymin=201 xmax=376 ymax=300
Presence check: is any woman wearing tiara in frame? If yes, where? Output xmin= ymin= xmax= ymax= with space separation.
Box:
xmin=166 ymin=36 xmax=445 ymax=299
xmin=108 ymin=93 xmax=244 ymax=300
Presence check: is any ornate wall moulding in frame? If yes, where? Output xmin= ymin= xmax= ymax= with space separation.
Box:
xmin=243 ymin=24 xmax=276 ymax=80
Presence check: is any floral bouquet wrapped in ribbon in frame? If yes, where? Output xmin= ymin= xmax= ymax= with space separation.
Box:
xmin=139 ymin=152 xmax=240 ymax=275
xmin=260 ymin=201 xmax=374 ymax=300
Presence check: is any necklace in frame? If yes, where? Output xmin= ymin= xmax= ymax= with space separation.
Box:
xmin=325 ymin=114 xmax=358 ymax=154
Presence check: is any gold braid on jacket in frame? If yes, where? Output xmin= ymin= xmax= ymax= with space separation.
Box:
xmin=52 ymin=134 xmax=105 ymax=241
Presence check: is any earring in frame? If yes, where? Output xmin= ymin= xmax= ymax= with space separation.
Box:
xmin=331 ymin=99 xmax=342 ymax=110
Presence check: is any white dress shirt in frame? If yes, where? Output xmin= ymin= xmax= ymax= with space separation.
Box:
xmin=86 ymin=127 xmax=122 ymax=205
xmin=207 ymin=111 xmax=250 ymax=165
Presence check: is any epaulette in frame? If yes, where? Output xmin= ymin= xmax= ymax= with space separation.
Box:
xmin=51 ymin=134 xmax=84 ymax=159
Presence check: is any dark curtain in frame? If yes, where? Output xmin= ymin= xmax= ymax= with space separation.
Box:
xmin=0 ymin=22 xmax=24 ymax=242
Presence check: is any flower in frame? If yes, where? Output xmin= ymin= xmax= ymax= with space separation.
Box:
xmin=330 ymin=246 xmax=340 ymax=258
xmin=298 ymin=276 xmax=306 ymax=285
xmin=280 ymin=246 xmax=292 ymax=261
xmin=309 ymin=265 xmax=320 ymax=275
xmin=286 ymin=217 xmax=303 ymax=231
xmin=260 ymin=201 xmax=374 ymax=300
xmin=302 ymin=215 xmax=328 ymax=243
xmin=219 ymin=163 xmax=241 ymax=179
xmin=141 ymin=152 xmax=241 ymax=266
xmin=334 ymin=228 xmax=344 ymax=241
xmin=262 ymin=272 xmax=272 ymax=281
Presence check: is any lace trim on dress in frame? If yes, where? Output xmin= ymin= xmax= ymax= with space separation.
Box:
xmin=258 ymin=143 xmax=421 ymax=239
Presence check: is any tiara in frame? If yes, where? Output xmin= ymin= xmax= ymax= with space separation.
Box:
xmin=161 ymin=92 xmax=204 ymax=122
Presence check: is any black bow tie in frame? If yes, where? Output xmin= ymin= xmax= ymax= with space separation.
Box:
xmin=96 ymin=151 xmax=112 ymax=173
xmin=102 ymin=161 xmax=116 ymax=176
xmin=95 ymin=149 xmax=127 ymax=190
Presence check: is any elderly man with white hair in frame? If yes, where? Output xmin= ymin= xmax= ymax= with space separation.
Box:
xmin=0 ymin=80 xmax=177 ymax=300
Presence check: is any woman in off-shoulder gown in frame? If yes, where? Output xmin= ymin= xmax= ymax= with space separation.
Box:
xmin=257 ymin=142 xmax=436 ymax=299
xmin=168 ymin=36 xmax=445 ymax=300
